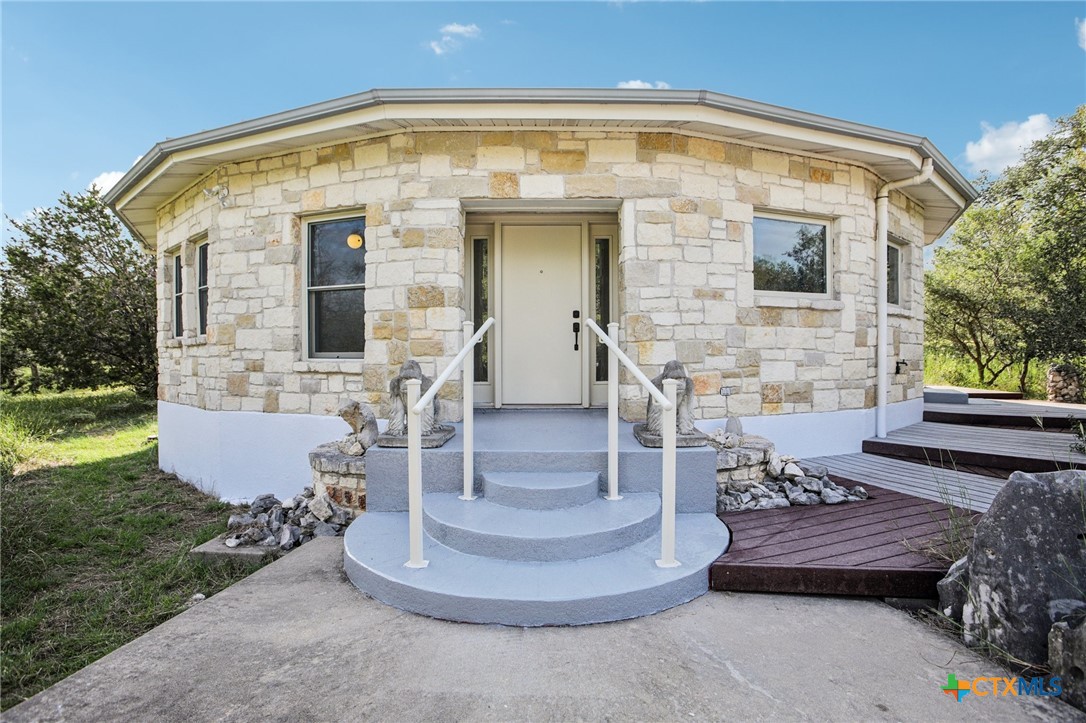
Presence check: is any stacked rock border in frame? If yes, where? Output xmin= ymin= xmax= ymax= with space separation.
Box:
xmin=710 ymin=429 xmax=867 ymax=513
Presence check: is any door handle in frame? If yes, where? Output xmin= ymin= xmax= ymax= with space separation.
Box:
xmin=573 ymin=322 xmax=581 ymax=351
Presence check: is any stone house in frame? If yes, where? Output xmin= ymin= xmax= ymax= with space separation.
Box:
xmin=105 ymin=88 xmax=975 ymax=502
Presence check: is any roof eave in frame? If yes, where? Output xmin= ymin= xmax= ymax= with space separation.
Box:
xmin=105 ymin=88 xmax=977 ymax=242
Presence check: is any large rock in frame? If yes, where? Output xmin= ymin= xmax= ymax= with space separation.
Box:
xmin=961 ymin=470 xmax=1086 ymax=666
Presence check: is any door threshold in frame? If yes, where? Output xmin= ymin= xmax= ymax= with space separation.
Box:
xmin=479 ymin=405 xmax=604 ymax=411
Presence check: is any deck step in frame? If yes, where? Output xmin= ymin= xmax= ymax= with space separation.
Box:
xmin=924 ymin=401 xmax=1085 ymax=429
xmin=809 ymin=452 xmax=1004 ymax=512
xmin=345 ymin=511 xmax=729 ymax=626
xmin=482 ymin=471 xmax=600 ymax=510
xmin=423 ymin=492 xmax=659 ymax=561
xmin=861 ymin=421 xmax=1086 ymax=473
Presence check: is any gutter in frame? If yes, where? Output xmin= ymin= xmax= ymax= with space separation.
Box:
xmin=875 ymin=157 xmax=933 ymax=438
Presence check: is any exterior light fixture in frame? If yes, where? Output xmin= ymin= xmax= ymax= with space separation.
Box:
xmin=346 ymin=233 xmax=364 ymax=249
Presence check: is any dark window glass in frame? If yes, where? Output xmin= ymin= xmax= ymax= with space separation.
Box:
xmin=753 ymin=217 xmax=827 ymax=294
xmin=594 ymin=237 xmax=611 ymax=382
xmin=887 ymin=244 xmax=900 ymax=305
xmin=197 ymin=244 xmax=209 ymax=335
xmin=311 ymin=288 xmax=365 ymax=355
xmin=173 ymin=255 xmax=183 ymax=337
xmin=309 ymin=218 xmax=366 ymax=288
xmin=308 ymin=216 xmax=366 ymax=356
xmin=472 ymin=237 xmax=489 ymax=382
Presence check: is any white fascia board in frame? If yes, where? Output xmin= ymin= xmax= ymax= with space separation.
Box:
xmin=120 ymin=101 xmax=932 ymax=203
xmin=110 ymin=93 xmax=977 ymax=246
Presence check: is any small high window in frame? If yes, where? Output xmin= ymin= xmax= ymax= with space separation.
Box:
xmin=887 ymin=242 xmax=901 ymax=306
xmin=172 ymin=254 xmax=183 ymax=337
xmin=197 ymin=243 xmax=209 ymax=335
xmin=753 ymin=215 xmax=829 ymax=295
xmin=307 ymin=215 xmax=366 ymax=358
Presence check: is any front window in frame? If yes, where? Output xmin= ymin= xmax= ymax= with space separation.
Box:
xmin=172 ymin=254 xmax=183 ymax=337
xmin=753 ymin=215 xmax=828 ymax=295
xmin=197 ymin=243 xmax=209 ymax=335
xmin=307 ymin=216 xmax=366 ymax=358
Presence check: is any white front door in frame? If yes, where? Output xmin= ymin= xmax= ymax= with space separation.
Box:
xmin=500 ymin=225 xmax=583 ymax=405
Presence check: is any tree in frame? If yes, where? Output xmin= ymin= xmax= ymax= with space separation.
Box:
xmin=991 ymin=106 xmax=1086 ymax=365
xmin=926 ymin=204 xmax=1032 ymax=386
xmin=1 ymin=189 xmax=157 ymax=396
xmin=925 ymin=106 xmax=1086 ymax=392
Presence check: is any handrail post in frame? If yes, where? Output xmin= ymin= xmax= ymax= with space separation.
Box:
xmin=605 ymin=321 xmax=621 ymax=501
xmin=459 ymin=321 xmax=476 ymax=501
xmin=404 ymin=379 xmax=428 ymax=568
xmin=656 ymin=379 xmax=680 ymax=568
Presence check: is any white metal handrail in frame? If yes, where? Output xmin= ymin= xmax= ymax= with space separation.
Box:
xmin=584 ymin=318 xmax=680 ymax=568
xmin=585 ymin=319 xmax=672 ymax=412
xmin=404 ymin=317 xmax=494 ymax=569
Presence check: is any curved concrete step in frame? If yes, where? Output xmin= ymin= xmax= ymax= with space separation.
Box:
xmin=482 ymin=472 xmax=600 ymax=510
xmin=343 ymin=512 xmax=730 ymax=626
xmin=423 ymin=493 xmax=659 ymax=561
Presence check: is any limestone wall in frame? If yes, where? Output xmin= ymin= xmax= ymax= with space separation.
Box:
xmin=154 ymin=129 xmax=927 ymax=422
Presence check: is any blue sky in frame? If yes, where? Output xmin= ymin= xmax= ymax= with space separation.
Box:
xmin=2 ymin=1 xmax=1084 ymax=230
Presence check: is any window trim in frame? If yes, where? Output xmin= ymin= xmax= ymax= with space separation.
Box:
xmin=172 ymin=253 xmax=184 ymax=338
xmin=197 ymin=242 xmax=210 ymax=336
xmin=751 ymin=210 xmax=833 ymax=300
xmin=302 ymin=210 xmax=367 ymax=360
xmin=886 ymin=238 xmax=904 ymax=308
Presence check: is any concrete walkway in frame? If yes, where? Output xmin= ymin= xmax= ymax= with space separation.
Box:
xmin=9 ymin=539 xmax=1080 ymax=722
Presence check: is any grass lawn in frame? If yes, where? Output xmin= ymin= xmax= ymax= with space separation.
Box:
xmin=0 ymin=388 xmax=262 ymax=711
xmin=923 ymin=350 xmax=1048 ymax=399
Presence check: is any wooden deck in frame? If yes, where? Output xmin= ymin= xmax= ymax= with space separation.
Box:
xmin=924 ymin=400 xmax=1086 ymax=429
xmin=711 ymin=485 xmax=972 ymax=598
xmin=810 ymin=453 xmax=1003 ymax=512
xmin=862 ymin=421 xmax=1086 ymax=473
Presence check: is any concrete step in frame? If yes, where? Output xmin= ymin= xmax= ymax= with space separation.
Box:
xmin=423 ymin=492 xmax=659 ymax=561
xmin=482 ymin=471 xmax=600 ymax=510
xmin=364 ymin=435 xmax=718 ymax=514
xmin=343 ymin=511 xmax=730 ymax=626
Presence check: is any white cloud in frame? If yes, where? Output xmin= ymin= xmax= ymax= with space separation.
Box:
xmin=616 ymin=80 xmax=671 ymax=90
xmin=88 ymin=171 xmax=125 ymax=193
xmin=1077 ymin=18 xmax=1086 ymax=51
xmin=964 ymin=114 xmax=1053 ymax=175
xmin=429 ymin=23 xmax=481 ymax=55
xmin=441 ymin=23 xmax=480 ymax=38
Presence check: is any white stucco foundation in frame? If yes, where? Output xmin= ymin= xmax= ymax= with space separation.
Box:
xmin=158 ymin=401 xmax=347 ymax=503
xmin=160 ymin=398 xmax=923 ymax=502
xmin=697 ymin=397 xmax=923 ymax=458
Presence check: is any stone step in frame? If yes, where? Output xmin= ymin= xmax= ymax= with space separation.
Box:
xmin=423 ymin=492 xmax=660 ymax=561
xmin=482 ymin=471 xmax=600 ymax=510
xmin=343 ymin=511 xmax=730 ymax=626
